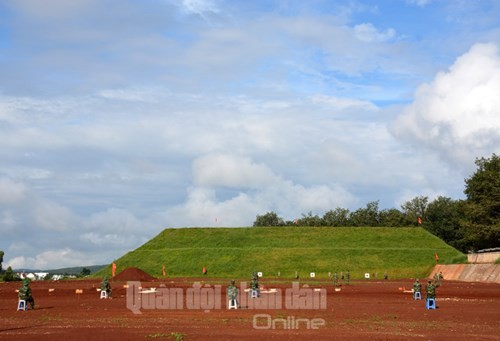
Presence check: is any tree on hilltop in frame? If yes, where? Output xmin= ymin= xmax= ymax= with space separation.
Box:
xmin=253 ymin=211 xmax=285 ymax=226
xmin=401 ymin=196 xmax=428 ymax=225
xmin=80 ymin=267 xmax=91 ymax=276
xmin=424 ymin=196 xmax=464 ymax=248
xmin=459 ymin=154 xmax=500 ymax=251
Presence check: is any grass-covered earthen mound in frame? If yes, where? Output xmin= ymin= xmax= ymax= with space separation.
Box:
xmin=97 ymin=226 xmax=466 ymax=279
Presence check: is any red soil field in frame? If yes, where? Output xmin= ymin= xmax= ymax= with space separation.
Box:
xmin=1 ymin=278 xmax=499 ymax=340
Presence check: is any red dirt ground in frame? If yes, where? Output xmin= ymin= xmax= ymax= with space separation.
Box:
xmin=0 ymin=278 xmax=499 ymax=340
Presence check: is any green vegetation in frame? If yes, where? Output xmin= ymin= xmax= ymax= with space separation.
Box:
xmin=145 ymin=332 xmax=185 ymax=340
xmin=2 ymin=266 xmax=18 ymax=282
xmin=169 ymin=332 xmax=185 ymax=341
xmin=97 ymin=226 xmax=465 ymax=279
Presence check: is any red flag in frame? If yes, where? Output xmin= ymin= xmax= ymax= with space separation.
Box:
xmin=112 ymin=262 xmax=117 ymax=277
xmin=162 ymin=265 xmax=166 ymax=277
xmin=202 ymin=266 xmax=207 ymax=275
xmin=417 ymin=217 xmax=422 ymax=224
xmin=435 ymin=252 xmax=439 ymax=262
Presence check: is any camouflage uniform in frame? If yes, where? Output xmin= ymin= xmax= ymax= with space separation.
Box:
xmin=250 ymin=272 xmax=260 ymax=297
xmin=413 ymin=278 xmax=422 ymax=293
xmin=426 ymin=280 xmax=436 ymax=299
xmin=226 ymin=280 xmax=239 ymax=306
xmin=333 ymin=272 xmax=338 ymax=286
xmin=345 ymin=270 xmax=350 ymax=285
xmin=19 ymin=279 xmax=35 ymax=309
xmin=433 ymin=273 xmax=439 ymax=286
xmin=101 ymin=276 xmax=112 ymax=297
xmin=413 ymin=279 xmax=421 ymax=293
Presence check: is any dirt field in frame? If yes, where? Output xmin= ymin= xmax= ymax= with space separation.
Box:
xmin=1 ymin=278 xmax=499 ymax=340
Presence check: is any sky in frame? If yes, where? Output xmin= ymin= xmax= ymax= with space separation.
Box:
xmin=1 ymin=0 xmax=499 ymax=270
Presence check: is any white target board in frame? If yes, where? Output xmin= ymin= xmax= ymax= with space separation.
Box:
xmin=365 ymin=273 xmax=370 ymax=279
xmin=310 ymin=272 xmax=315 ymax=278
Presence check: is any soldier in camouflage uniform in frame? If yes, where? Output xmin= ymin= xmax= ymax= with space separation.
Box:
xmin=100 ymin=276 xmax=112 ymax=298
xmin=425 ymin=280 xmax=436 ymax=300
xmin=433 ymin=272 xmax=439 ymax=286
xmin=250 ymin=272 xmax=260 ymax=297
xmin=19 ymin=279 xmax=35 ymax=309
xmin=226 ymin=280 xmax=239 ymax=307
xmin=345 ymin=270 xmax=350 ymax=285
xmin=438 ymin=272 xmax=443 ymax=286
xmin=333 ymin=272 xmax=338 ymax=286
xmin=413 ymin=278 xmax=421 ymax=299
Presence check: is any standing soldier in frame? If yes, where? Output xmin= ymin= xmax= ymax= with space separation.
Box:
xmin=345 ymin=270 xmax=350 ymax=285
xmin=438 ymin=272 xmax=444 ymax=286
xmin=433 ymin=272 xmax=439 ymax=286
xmin=19 ymin=279 xmax=35 ymax=309
xmin=425 ymin=280 xmax=436 ymax=300
xmin=333 ymin=272 xmax=338 ymax=286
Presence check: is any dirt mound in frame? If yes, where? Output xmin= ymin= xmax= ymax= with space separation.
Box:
xmin=112 ymin=267 xmax=156 ymax=281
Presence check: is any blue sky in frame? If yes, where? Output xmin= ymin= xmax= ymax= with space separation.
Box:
xmin=0 ymin=0 xmax=499 ymax=269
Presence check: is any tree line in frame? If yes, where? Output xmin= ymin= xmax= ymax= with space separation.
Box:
xmin=253 ymin=154 xmax=499 ymax=253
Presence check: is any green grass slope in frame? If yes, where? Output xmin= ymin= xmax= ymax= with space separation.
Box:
xmin=97 ymin=226 xmax=466 ymax=280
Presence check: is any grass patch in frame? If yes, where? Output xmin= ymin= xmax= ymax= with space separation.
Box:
xmin=145 ymin=332 xmax=185 ymax=340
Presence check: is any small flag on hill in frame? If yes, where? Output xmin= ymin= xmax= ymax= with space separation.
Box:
xmin=162 ymin=264 xmax=166 ymax=277
xmin=435 ymin=252 xmax=439 ymax=263
xmin=112 ymin=262 xmax=117 ymax=277
xmin=417 ymin=217 xmax=422 ymax=224
xmin=202 ymin=266 xmax=207 ymax=275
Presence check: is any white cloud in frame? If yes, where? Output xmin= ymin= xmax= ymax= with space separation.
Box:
xmin=311 ymin=94 xmax=379 ymax=112
xmin=163 ymin=187 xmax=259 ymax=227
xmin=0 ymin=178 xmax=28 ymax=204
xmin=80 ymin=232 xmax=144 ymax=248
xmin=390 ymin=43 xmax=500 ymax=169
xmin=0 ymin=211 xmax=17 ymax=233
xmin=164 ymin=155 xmax=357 ymax=227
xmin=181 ymin=0 xmax=220 ymax=16
xmin=6 ymin=248 xmax=95 ymax=270
xmin=34 ymin=200 xmax=76 ymax=232
xmin=354 ymin=23 xmax=396 ymax=43
xmin=85 ymin=208 xmax=145 ymax=234
xmin=193 ymin=154 xmax=278 ymax=188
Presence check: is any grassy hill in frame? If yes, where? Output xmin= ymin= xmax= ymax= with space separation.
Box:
xmin=96 ymin=226 xmax=466 ymax=280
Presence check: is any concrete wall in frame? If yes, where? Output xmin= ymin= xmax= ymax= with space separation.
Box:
xmin=430 ymin=264 xmax=500 ymax=283
xmin=467 ymin=251 xmax=500 ymax=264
